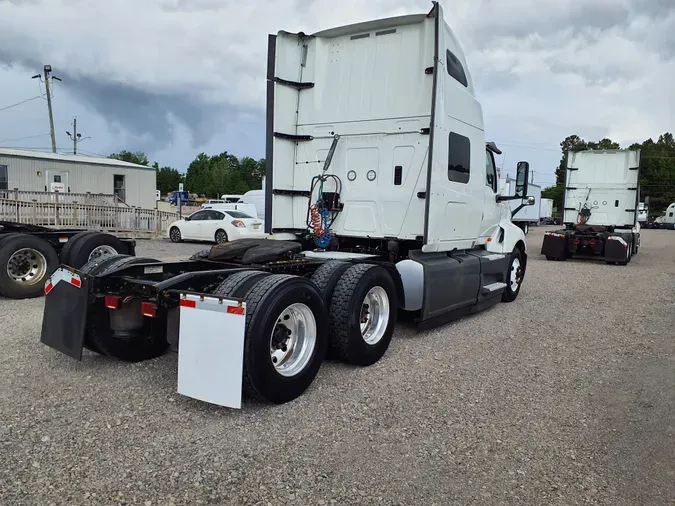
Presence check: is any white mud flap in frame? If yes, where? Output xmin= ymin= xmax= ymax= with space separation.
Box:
xmin=177 ymin=293 xmax=247 ymax=409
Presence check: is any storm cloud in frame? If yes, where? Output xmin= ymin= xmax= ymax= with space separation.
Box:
xmin=0 ymin=0 xmax=673 ymax=175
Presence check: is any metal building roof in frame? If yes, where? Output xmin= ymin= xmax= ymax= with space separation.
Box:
xmin=0 ymin=147 xmax=154 ymax=170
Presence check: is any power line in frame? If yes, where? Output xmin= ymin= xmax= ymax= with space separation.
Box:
xmin=0 ymin=95 xmax=43 ymax=113
xmin=0 ymin=133 xmax=51 ymax=143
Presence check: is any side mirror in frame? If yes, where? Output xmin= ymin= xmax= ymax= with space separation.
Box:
xmin=184 ymin=216 xmax=191 ymax=221
xmin=515 ymin=161 xmax=530 ymax=198
xmin=522 ymin=196 xmax=535 ymax=206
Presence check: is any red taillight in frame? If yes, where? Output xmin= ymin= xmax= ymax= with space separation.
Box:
xmin=141 ymin=301 xmax=157 ymax=318
xmin=589 ymin=239 xmax=596 ymax=245
xmin=105 ymin=295 xmax=121 ymax=309
xmin=573 ymin=239 xmax=580 ymax=245
xmin=231 ymin=219 xmax=246 ymax=228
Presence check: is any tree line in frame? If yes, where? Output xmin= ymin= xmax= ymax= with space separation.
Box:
xmin=108 ymin=150 xmax=265 ymax=197
xmin=542 ymin=132 xmax=675 ymax=217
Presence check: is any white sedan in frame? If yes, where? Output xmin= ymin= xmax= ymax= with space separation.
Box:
xmin=168 ymin=209 xmax=266 ymax=244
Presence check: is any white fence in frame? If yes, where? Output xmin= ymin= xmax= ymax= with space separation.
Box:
xmin=0 ymin=189 xmax=126 ymax=207
xmin=0 ymin=198 xmax=179 ymax=238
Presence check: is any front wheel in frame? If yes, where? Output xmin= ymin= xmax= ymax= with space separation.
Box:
xmin=502 ymin=247 xmax=524 ymax=302
xmin=169 ymin=227 xmax=182 ymax=243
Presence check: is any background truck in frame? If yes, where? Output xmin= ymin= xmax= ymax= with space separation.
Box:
xmin=541 ymin=149 xmax=641 ymax=265
xmin=540 ymin=198 xmax=553 ymax=224
xmin=500 ymin=178 xmax=540 ymax=234
xmin=0 ymin=221 xmax=135 ymax=299
xmin=652 ymin=202 xmax=675 ymax=229
xmin=40 ymin=2 xmax=534 ymax=410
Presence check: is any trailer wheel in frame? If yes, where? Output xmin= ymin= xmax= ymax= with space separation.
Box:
xmin=212 ymin=270 xmax=271 ymax=298
xmin=328 ymin=264 xmax=397 ymax=366
xmin=0 ymin=234 xmax=59 ymax=299
xmin=169 ymin=227 xmax=182 ymax=243
xmin=85 ymin=256 xmax=167 ymax=362
xmin=501 ymin=247 xmax=524 ymax=302
xmin=241 ymin=274 xmax=328 ymax=404
xmin=67 ymin=232 xmax=129 ymax=269
xmin=59 ymin=231 xmax=98 ymax=266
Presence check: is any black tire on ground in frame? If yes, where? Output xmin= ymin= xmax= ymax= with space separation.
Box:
xmin=502 ymin=247 xmax=524 ymax=302
xmin=58 ymin=231 xmax=98 ymax=266
xmin=545 ymin=255 xmax=556 ymax=261
xmin=84 ymin=256 xmax=167 ymax=362
xmin=241 ymin=274 xmax=328 ymax=404
xmin=212 ymin=270 xmax=271 ymax=298
xmin=215 ymin=229 xmax=228 ymax=244
xmin=169 ymin=227 xmax=182 ymax=243
xmin=310 ymin=260 xmax=353 ymax=308
xmin=328 ymin=264 xmax=398 ymax=366
xmin=67 ymin=232 xmax=129 ymax=269
xmin=0 ymin=234 xmax=59 ymax=299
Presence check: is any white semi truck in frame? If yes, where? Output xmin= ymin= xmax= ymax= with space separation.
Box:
xmin=541 ymin=149 xmax=641 ymax=265
xmin=40 ymin=2 xmax=535 ymax=409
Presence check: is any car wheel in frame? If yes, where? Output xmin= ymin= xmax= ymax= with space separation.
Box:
xmin=169 ymin=227 xmax=182 ymax=243
xmin=215 ymin=229 xmax=228 ymax=244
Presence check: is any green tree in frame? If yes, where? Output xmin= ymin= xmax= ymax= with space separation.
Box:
xmin=184 ymin=151 xmax=265 ymax=196
xmin=108 ymin=150 xmax=149 ymax=166
xmin=156 ymin=166 xmax=183 ymax=195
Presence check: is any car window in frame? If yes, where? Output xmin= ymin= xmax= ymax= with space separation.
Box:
xmin=226 ymin=210 xmax=254 ymax=219
xmin=209 ymin=211 xmax=226 ymax=220
xmin=188 ymin=211 xmax=208 ymax=221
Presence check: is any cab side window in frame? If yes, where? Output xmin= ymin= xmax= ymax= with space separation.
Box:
xmin=485 ymin=150 xmax=497 ymax=192
xmin=448 ymin=132 xmax=471 ymax=184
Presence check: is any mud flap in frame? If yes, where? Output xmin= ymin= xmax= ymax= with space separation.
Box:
xmin=541 ymin=232 xmax=566 ymax=259
xmin=177 ymin=293 xmax=246 ymax=409
xmin=605 ymin=235 xmax=629 ymax=263
xmin=40 ymin=267 xmax=90 ymax=360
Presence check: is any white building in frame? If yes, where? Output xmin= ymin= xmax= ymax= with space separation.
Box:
xmin=0 ymin=148 xmax=156 ymax=209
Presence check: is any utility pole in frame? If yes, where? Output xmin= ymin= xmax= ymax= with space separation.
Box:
xmin=32 ymin=65 xmax=61 ymax=153
xmin=66 ymin=117 xmax=91 ymax=155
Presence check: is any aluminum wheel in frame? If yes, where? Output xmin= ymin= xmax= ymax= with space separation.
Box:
xmin=270 ymin=303 xmax=317 ymax=378
xmin=360 ymin=286 xmax=390 ymax=345
xmin=169 ymin=227 xmax=181 ymax=242
xmin=88 ymin=245 xmax=118 ymax=262
xmin=6 ymin=248 xmax=48 ymax=286
xmin=510 ymin=257 xmax=523 ymax=292
xmin=215 ymin=230 xmax=228 ymax=244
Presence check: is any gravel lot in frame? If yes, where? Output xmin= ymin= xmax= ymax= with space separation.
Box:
xmin=1 ymin=229 xmax=674 ymax=506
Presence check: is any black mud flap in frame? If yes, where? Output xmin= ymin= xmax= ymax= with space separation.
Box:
xmin=605 ymin=236 xmax=629 ymax=263
xmin=40 ymin=268 xmax=90 ymax=360
xmin=541 ymin=232 xmax=566 ymax=259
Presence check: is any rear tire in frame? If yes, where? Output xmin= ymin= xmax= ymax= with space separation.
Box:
xmin=328 ymin=264 xmax=397 ymax=366
xmin=0 ymin=234 xmax=59 ymax=299
xmin=59 ymin=231 xmax=98 ymax=266
xmin=241 ymin=274 xmax=328 ymax=404
xmin=215 ymin=229 xmax=228 ymax=244
xmin=212 ymin=270 xmax=271 ymax=298
xmin=68 ymin=232 xmax=129 ymax=269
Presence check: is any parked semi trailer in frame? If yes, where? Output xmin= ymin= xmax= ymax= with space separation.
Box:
xmin=0 ymin=221 xmax=135 ymax=299
xmin=40 ymin=2 xmax=535 ymax=409
xmin=541 ymin=149 xmax=641 ymax=265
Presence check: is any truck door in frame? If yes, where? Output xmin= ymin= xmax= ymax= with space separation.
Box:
xmin=479 ymin=149 xmax=500 ymax=237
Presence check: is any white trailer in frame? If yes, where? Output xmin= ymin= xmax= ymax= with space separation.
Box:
xmin=40 ymin=2 xmax=535 ymax=409
xmin=500 ymin=178 xmax=540 ymax=234
xmin=541 ymin=149 xmax=641 ymax=265
xmin=540 ymin=198 xmax=553 ymax=220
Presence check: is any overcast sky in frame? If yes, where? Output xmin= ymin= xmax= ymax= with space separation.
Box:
xmin=0 ymin=0 xmax=673 ymax=188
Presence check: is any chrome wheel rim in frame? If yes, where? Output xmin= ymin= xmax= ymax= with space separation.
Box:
xmin=7 ymin=248 xmax=48 ymax=285
xmin=88 ymin=245 xmax=118 ymax=262
xmin=170 ymin=228 xmax=180 ymax=241
xmin=270 ymin=303 xmax=317 ymax=377
xmin=510 ymin=257 xmax=522 ymax=292
xmin=360 ymin=286 xmax=390 ymax=345
xmin=216 ymin=231 xmax=227 ymax=244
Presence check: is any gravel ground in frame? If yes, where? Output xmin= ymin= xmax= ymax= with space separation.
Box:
xmin=1 ymin=229 xmax=674 ymax=506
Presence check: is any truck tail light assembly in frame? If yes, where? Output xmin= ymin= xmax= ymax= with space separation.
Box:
xmin=141 ymin=302 xmax=157 ymax=318
xmin=104 ymin=295 xmax=121 ymax=310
